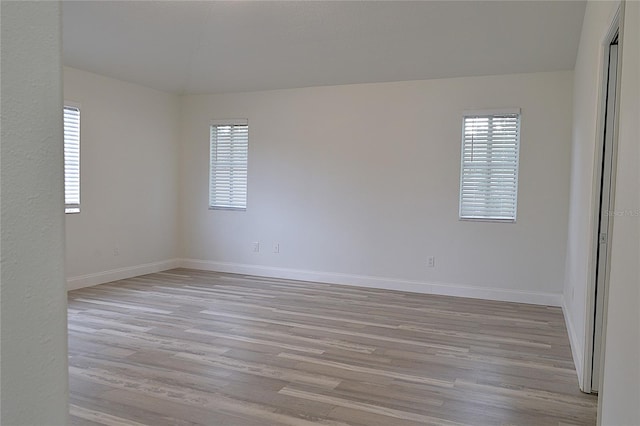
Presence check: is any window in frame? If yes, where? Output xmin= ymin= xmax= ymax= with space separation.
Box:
xmin=209 ymin=120 xmax=248 ymax=210
xmin=459 ymin=109 xmax=520 ymax=222
xmin=64 ymin=105 xmax=80 ymax=214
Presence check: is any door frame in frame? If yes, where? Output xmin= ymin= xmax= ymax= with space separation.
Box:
xmin=582 ymin=1 xmax=624 ymax=394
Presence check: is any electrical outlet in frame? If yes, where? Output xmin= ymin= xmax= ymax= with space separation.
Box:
xmin=113 ymin=247 xmax=120 ymax=256
xmin=252 ymin=242 xmax=260 ymax=252
xmin=427 ymin=256 xmax=435 ymax=267
xmin=273 ymin=243 xmax=280 ymax=254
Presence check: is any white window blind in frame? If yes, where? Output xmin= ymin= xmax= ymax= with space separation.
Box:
xmin=459 ymin=110 xmax=520 ymax=222
xmin=64 ymin=106 xmax=80 ymax=214
xmin=209 ymin=120 xmax=248 ymax=210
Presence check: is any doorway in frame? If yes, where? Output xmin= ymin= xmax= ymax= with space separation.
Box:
xmin=589 ymin=30 xmax=621 ymax=393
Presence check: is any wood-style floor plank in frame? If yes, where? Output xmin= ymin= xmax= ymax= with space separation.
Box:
xmin=68 ymin=269 xmax=596 ymax=425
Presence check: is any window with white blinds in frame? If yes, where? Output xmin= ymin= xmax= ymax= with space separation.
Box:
xmin=209 ymin=120 xmax=248 ymax=210
xmin=64 ymin=106 xmax=80 ymax=214
xmin=459 ymin=110 xmax=520 ymax=222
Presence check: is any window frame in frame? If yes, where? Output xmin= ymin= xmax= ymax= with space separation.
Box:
xmin=458 ymin=108 xmax=521 ymax=223
xmin=63 ymin=103 xmax=81 ymax=214
xmin=208 ymin=119 xmax=249 ymax=211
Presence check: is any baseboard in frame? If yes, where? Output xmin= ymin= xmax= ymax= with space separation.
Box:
xmin=562 ymin=298 xmax=585 ymax=390
xmin=178 ymin=258 xmax=562 ymax=307
xmin=67 ymin=258 xmax=181 ymax=291
xmin=66 ymin=258 xmax=563 ymax=306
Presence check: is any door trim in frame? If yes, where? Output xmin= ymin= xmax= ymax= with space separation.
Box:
xmin=582 ymin=1 xmax=624 ymax=395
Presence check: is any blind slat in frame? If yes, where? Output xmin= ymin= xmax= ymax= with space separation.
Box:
xmin=459 ymin=112 xmax=520 ymax=221
xmin=64 ymin=106 xmax=80 ymax=214
xmin=209 ymin=122 xmax=248 ymax=210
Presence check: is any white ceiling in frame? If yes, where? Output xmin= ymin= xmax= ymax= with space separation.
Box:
xmin=63 ymin=1 xmax=586 ymax=95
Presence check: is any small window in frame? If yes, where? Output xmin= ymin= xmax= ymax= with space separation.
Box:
xmin=64 ymin=105 xmax=80 ymax=214
xmin=459 ymin=109 xmax=521 ymax=222
xmin=209 ymin=120 xmax=248 ymax=210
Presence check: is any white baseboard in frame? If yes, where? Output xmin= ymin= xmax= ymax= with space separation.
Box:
xmin=562 ymin=298 xmax=585 ymax=390
xmin=67 ymin=257 xmax=563 ymax=306
xmin=178 ymin=258 xmax=562 ymax=307
xmin=67 ymin=258 xmax=181 ymax=291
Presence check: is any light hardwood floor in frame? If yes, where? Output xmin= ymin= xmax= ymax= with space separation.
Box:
xmin=68 ymin=269 xmax=596 ymax=426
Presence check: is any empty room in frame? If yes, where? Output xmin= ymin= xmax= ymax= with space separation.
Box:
xmin=1 ymin=1 xmax=639 ymax=425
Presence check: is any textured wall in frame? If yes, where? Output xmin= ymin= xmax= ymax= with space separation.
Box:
xmin=1 ymin=1 xmax=69 ymax=424
xmin=600 ymin=1 xmax=640 ymax=424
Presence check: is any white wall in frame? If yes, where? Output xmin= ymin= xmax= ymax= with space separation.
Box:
xmin=562 ymin=0 xmax=621 ymax=390
xmin=64 ymin=67 xmax=181 ymax=289
xmin=599 ymin=1 xmax=640 ymax=424
xmin=1 ymin=1 xmax=69 ymax=424
xmin=179 ymin=71 xmax=573 ymax=305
